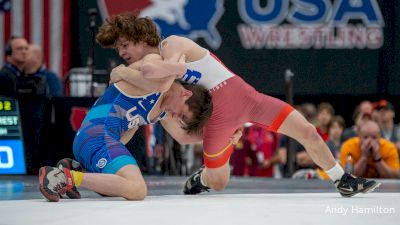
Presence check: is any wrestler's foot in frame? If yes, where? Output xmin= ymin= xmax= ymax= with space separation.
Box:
xmin=183 ymin=166 xmax=210 ymax=195
xmin=335 ymin=173 xmax=380 ymax=197
xmin=57 ymin=158 xmax=82 ymax=199
xmin=39 ymin=166 xmax=74 ymax=202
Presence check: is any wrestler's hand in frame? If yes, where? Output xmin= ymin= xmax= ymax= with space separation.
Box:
xmin=109 ymin=64 xmax=126 ymax=84
xmin=176 ymin=54 xmax=186 ymax=79
xmin=229 ymin=128 xmax=243 ymax=145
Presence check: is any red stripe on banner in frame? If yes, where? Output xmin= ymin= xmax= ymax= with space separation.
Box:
xmin=4 ymin=11 xmax=11 ymax=43
xmin=23 ymin=0 xmax=30 ymax=42
xmin=43 ymin=0 xmax=50 ymax=67
xmin=62 ymin=0 xmax=71 ymax=78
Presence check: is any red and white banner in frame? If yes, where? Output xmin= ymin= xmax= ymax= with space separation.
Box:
xmin=0 ymin=0 xmax=71 ymax=78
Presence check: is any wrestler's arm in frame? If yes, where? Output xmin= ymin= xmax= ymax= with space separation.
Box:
xmin=110 ymin=54 xmax=175 ymax=92
xmin=111 ymin=36 xmax=193 ymax=89
xmin=160 ymin=114 xmax=203 ymax=145
xmin=141 ymin=55 xmax=186 ymax=79
xmin=120 ymin=127 xmax=138 ymax=145
xmin=141 ymin=35 xmax=193 ymax=79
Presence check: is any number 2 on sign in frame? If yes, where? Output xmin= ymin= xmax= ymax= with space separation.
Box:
xmin=0 ymin=101 xmax=11 ymax=111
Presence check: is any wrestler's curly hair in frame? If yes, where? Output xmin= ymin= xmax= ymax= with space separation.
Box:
xmin=96 ymin=12 xmax=161 ymax=48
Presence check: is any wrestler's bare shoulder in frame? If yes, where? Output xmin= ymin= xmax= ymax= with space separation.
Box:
xmin=163 ymin=35 xmax=207 ymax=61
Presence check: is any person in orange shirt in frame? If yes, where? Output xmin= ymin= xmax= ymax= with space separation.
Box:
xmin=340 ymin=120 xmax=400 ymax=178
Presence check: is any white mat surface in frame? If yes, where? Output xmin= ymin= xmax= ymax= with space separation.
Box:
xmin=1 ymin=193 xmax=399 ymax=225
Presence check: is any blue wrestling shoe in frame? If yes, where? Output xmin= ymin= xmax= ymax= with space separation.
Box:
xmin=183 ymin=166 xmax=210 ymax=195
xmin=335 ymin=173 xmax=380 ymax=197
xmin=57 ymin=158 xmax=82 ymax=199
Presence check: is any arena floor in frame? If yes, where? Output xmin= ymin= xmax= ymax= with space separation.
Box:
xmin=0 ymin=176 xmax=399 ymax=225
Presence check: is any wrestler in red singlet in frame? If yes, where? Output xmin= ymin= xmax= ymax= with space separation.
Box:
xmin=179 ymin=50 xmax=293 ymax=168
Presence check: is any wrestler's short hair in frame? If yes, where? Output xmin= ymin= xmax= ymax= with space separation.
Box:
xmin=96 ymin=12 xmax=161 ymax=48
xmin=182 ymin=83 xmax=213 ymax=135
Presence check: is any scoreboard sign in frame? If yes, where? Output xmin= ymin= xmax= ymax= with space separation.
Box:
xmin=0 ymin=96 xmax=26 ymax=174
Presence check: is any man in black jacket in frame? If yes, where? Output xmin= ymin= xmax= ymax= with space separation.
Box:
xmin=0 ymin=36 xmax=29 ymax=98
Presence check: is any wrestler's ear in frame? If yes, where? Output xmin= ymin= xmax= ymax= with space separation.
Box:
xmin=181 ymin=88 xmax=192 ymax=99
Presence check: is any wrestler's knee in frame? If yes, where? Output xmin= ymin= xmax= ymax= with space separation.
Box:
xmin=124 ymin=180 xmax=147 ymax=200
xmin=204 ymin=166 xmax=230 ymax=191
xmin=209 ymin=176 xmax=229 ymax=191
xmin=302 ymin=122 xmax=320 ymax=144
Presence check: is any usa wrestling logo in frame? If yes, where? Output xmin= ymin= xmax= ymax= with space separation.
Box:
xmin=97 ymin=0 xmax=225 ymax=49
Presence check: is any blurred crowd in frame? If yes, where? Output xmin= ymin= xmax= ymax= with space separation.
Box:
xmin=229 ymin=100 xmax=400 ymax=179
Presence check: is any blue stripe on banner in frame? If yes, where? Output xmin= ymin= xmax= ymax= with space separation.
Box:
xmin=103 ymin=155 xmax=137 ymax=174
xmin=82 ymin=104 xmax=112 ymax=123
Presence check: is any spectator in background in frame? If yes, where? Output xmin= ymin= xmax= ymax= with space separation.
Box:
xmin=316 ymin=102 xmax=334 ymax=141
xmin=374 ymin=100 xmax=400 ymax=151
xmin=298 ymin=102 xmax=317 ymax=126
xmin=231 ymin=124 xmax=278 ymax=177
xmin=359 ymin=100 xmax=374 ymax=115
xmin=340 ymin=120 xmax=399 ymax=178
xmin=0 ymin=36 xmax=28 ymax=97
xmin=0 ymin=37 xmax=49 ymax=174
xmin=254 ymin=127 xmax=279 ymax=177
xmin=326 ymin=116 xmax=346 ymax=159
xmin=24 ymin=44 xmax=63 ymax=97
xmin=342 ymin=102 xmax=373 ymax=142
xmin=231 ymin=124 xmax=258 ymax=176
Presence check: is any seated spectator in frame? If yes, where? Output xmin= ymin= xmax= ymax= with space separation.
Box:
xmin=326 ymin=116 xmax=346 ymax=159
xmin=340 ymin=120 xmax=399 ymax=178
xmin=316 ymin=102 xmax=334 ymax=141
xmin=342 ymin=102 xmax=373 ymax=142
xmin=24 ymin=44 xmax=63 ymax=97
xmin=374 ymin=100 xmax=400 ymax=151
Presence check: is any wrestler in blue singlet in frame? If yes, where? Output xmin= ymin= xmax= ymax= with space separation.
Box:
xmin=73 ymin=83 xmax=166 ymax=174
